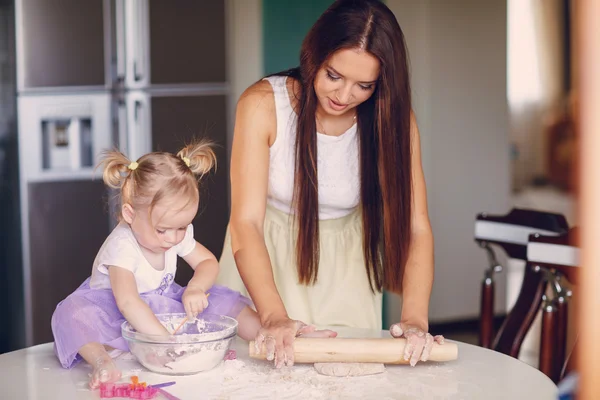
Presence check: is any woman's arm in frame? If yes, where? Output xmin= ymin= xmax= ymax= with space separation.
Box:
xmin=389 ymin=112 xmax=444 ymax=367
xmin=229 ymin=81 xmax=288 ymax=323
xmin=228 ymin=81 xmax=308 ymax=367
xmin=108 ymin=267 xmax=170 ymax=336
xmin=399 ymin=112 xmax=434 ymax=332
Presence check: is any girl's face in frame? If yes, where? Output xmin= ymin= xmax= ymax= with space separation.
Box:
xmin=313 ymin=48 xmax=380 ymax=116
xmin=122 ymin=196 xmax=198 ymax=254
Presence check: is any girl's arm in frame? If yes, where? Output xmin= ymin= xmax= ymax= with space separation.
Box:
xmin=179 ymin=241 xmax=219 ymax=318
xmin=182 ymin=241 xmax=220 ymax=292
xmin=108 ymin=266 xmax=170 ymax=336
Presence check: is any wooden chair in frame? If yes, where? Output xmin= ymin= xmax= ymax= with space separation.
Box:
xmin=521 ymin=228 xmax=579 ymax=382
xmin=480 ymin=225 xmax=579 ymax=383
xmin=474 ymin=209 xmax=569 ymax=348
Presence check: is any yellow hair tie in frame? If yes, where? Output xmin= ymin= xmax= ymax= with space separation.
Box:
xmin=181 ymin=156 xmax=191 ymax=168
xmin=127 ymin=161 xmax=139 ymax=171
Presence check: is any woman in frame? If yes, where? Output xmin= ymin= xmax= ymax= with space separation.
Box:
xmin=218 ymin=0 xmax=443 ymax=368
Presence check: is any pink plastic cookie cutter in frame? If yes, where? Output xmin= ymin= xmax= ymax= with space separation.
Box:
xmin=99 ymin=376 xmax=178 ymax=399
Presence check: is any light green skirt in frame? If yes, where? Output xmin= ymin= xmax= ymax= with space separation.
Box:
xmin=217 ymin=205 xmax=382 ymax=330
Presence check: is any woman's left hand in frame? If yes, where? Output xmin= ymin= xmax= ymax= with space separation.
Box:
xmin=390 ymin=322 xmax=445 ymax=367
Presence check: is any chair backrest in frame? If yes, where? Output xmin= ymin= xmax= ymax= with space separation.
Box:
xmin=475 ymin=208 xmax=569 ymax=259
xmin=494 ymin=228 xmax=579 ymax=383
xmin=527 ymin=227 xmax=580 ymax=284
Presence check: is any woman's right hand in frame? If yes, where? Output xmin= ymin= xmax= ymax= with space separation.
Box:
xmin=254 ymin=317 xmax=337 ymax=368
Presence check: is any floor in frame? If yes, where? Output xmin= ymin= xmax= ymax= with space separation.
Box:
xmin=443 ymin=330 xmax=478 ymax=346
xmin=430 ymin=316 xmax=506 ymax=346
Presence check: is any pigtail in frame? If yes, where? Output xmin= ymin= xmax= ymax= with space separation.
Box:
xmin=97 ymin=149 xmax=133 ymax=189
xmin=177 ymin=139 xmax=217 ymax=177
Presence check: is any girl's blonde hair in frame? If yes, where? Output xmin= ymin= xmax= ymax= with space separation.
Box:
xmin=98 ymin=138 xmax=217 ymax=219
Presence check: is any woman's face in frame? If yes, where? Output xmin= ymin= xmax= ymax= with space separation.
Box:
xmin=314 ymin=48 xmax=380 ymax=116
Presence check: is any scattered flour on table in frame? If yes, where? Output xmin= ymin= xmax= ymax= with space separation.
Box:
xmin=314 ymin=362 xmax=385 ymax=377
xmin=171 ymin=359 xmax=482 ymax=400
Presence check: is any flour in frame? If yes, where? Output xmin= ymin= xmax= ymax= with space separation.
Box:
xmin=115 ymin=328 xmax=488 ymax=399
xmin=129 ymin=337 xmax=234 ymax=375
xmin=314 ymin=363 xmax=385 ymax=377
xmin=167 ymin=358 xmax=474 ymax=400
xmin=116 ymin=338 xmax=481 ymax=399
xmin=162 ymin=316 xmax=207 ymax=337
xmin=124 ymin=313 xmax=239 ymax=375
xmin=165 ymin=347 xmax=225 ymax=373
xmin=154 ymin=314 xmax=237 ymax=343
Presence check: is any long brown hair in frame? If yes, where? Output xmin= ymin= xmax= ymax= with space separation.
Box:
xmin=275 ymin=0 xmax=412 ymax=293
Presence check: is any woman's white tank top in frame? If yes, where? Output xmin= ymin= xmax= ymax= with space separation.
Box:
xmin=264 ymin=75 xmax=360 ymax=220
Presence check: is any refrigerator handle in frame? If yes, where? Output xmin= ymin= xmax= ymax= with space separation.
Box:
xmin=117 ymin=98 xmax=128 ymax=153
xmin=115 ymin=0 xmax=126 ymax=82
xmin=127 ymin=93 xmax=152 ymax=160
xmin=135 ymin=0 xmax=149 ymax=84
xmin=134 ymin=100 xmax=141 ymax=122
xmin=125 ymin=0 xmax=150 ymax=87
xmin=134 ymin=62 xmax=143 ymax=83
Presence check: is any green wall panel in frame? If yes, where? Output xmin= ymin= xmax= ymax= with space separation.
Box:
xmin=262 ymin=0 xmax=334 ymax=75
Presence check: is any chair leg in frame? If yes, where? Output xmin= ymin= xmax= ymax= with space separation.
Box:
xmin=561 ymin=336 xmax=578 ymax=381
xmin=554 ymin=298 xmax=569 ymax=381
xmin=479 ymin=275 xmax=494 ymax=348
xmin=479 ymin=243 xmax=502 ymax=348
xmin=539 ymin=298 xmax=557 ymax=381
xmin=493 ymin=265 xmax=546 ymax=357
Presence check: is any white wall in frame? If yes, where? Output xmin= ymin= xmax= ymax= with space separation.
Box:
xmin=387 ymin=0 xmax=511 ymax=323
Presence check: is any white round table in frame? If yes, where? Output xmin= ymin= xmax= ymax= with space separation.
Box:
xmin=0 ymin=328 xmax=557 ymax=399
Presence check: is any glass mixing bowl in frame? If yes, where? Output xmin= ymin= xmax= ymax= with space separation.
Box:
xmin=122 ymin=313 xmax=238 ymax=375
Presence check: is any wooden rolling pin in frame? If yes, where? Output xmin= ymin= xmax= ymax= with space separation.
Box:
xmin=248 ymin=338 xmax=458 ymax=364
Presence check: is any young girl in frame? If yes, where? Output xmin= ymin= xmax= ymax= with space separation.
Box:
xmin=52 ymin=140 xmax=269 ymax=388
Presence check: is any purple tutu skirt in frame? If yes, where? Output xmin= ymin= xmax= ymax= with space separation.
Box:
xmin=51 ymin=278 xmax=251 ymax=368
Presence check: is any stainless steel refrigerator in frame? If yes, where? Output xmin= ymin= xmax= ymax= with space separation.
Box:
xmin=15 ymin=0 xmax=231 ymax=347
xmin=0 ymin=0 xmax=22 ymax=354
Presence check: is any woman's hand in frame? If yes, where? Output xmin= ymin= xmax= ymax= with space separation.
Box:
xmin=390 ymin=322 xmax=444 ymax=367
xmin=254 ymin=316 xmax=337 ymax=368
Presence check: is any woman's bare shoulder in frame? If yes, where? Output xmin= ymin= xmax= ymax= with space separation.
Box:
xmin=237 ymin=79 xmax=275 ymax=113
xmin=235 ymin=80 xmax=277 ymax=142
